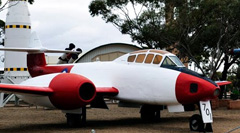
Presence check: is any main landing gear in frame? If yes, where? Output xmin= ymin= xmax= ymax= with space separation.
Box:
xmin=65 ymin=106 xmax=87 ymax=127
xmin=140 ymin=105 xmax=162 ymax=121
xmin=189 ymin=101 xmax=213 ymax=132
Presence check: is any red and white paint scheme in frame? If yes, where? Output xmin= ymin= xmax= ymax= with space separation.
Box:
xmin=0 ymin=1 xmax=231 ymax=132
xmin=0 ymin=48 xmax=231 ymax=132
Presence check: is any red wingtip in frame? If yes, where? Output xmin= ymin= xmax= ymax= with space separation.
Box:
xmin=215 ymin=81 xmax=232 ymax=86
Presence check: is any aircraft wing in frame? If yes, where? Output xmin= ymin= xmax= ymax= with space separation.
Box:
xmin=215 ymin=81 xmax=232 ymax=86
xmin=0 ymin=83 xmax=118 ymax=109
xmin=0 ymin=84 xmax=53 ymax=96
xmin=0 ymin=84 xmax=118 ymax=97
xmin=90 ymin=87 xmax=119 ymax=109
xmin=95 ymin=87 xmax=119 ymax=96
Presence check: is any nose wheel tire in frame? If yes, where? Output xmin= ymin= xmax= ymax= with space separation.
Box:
xmin=189 ymin=114 xmax=204 ymax=132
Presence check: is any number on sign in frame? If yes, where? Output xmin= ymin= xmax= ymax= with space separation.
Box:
xmin=200 ymin=101 xmax=213 ymax=123
xmin=201 ymin=103 xmax=212 ymax=121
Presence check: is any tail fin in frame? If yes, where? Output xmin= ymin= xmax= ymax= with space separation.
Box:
xmin=29 ymin=32 xmax=43 ymax=48
xmin=27 ymin=53 xmax=75 ymax=77
xmin=27 ymin=53 xmax=46 ymax=68
xmin=0 ymin=48 xmax=81 ymax=77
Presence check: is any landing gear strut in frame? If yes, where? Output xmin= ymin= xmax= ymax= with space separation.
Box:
xmin=189 ymin=101 xmax=213 ymax=132
xmin=140 ymin=105 xmax=162 ymax=121
xmin=65 ymin=106 xmax=86 ymax=127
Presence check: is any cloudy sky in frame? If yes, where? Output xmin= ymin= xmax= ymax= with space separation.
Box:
xmin=0 ymin=0 xmax=136 ymax=52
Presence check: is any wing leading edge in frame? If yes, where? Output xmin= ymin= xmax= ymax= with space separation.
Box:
xmin=0 ymin=47 xmax=81 ymax=53
xmin=0 ymin=84 xmax=53 ymax=96
xmin=96 ymin=87 xmax=119 ymax=96
xmin=0 ymin=84 xmax=119 ymax=97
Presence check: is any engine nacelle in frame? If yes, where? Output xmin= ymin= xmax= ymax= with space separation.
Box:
xmin=48 ymin=73 xmax=96 ymax=110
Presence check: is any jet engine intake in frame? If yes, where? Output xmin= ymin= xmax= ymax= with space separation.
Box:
xmin=48 ymin=73 xmax=96 ymax=110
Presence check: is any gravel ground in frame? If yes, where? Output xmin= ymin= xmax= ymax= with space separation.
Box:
xmin=0 ymin=104 xmax=239 ymax=133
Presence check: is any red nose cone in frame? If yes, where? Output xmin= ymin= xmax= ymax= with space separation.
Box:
xmin=176 ymin=73 xmax=219 ymax=104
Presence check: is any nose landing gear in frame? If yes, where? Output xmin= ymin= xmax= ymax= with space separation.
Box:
xmin=189 ymin=101 xmax=213 ymax=132
xmin=189 ymin=114 xmax=212 ymax=132
xmin=190 ymin=114 xmax=204 ymax=131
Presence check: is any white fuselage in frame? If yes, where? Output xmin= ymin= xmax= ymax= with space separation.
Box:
xmin=71 ymin=62 xmax=180 ymax=105
xmin=19 ymin=61 xmax=181 ymax=108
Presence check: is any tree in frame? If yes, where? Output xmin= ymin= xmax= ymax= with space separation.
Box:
xmin=0 ymin=19 xmax=4 ymax=45
xmin=28 ymin=0 xmax=34 ymax=4
xmin=0 ymin=1 xmax=5 ymax=45
xmin=89 ymin=0 xmax=240 ymax=80
xmin=89 ymin=0 xmax=183 ymax=49
xmin=172 ymin=0 xmax=240 ymax=80
xmin=1 ymin=0 xmax=34 ymax=10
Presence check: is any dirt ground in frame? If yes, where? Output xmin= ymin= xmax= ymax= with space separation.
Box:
xmin=0 ymin=104 xmax=239 ymax=133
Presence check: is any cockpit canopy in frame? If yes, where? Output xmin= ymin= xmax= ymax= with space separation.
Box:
xmin=126 ymin=49 xmax=185 ymax=68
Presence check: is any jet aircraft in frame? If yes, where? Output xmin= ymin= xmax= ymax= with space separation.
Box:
xmin=0 ymin=48 xmax=230 ymax=132
xmin=1 ymin=1 xmax=231 ymax=131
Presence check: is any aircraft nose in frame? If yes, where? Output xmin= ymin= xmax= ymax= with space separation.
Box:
xmin=175 ymin=73 xmax=220 ymax=104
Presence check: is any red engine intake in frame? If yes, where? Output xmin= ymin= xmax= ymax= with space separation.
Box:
xmin=48 ymin=73 xmax=96 ymax=110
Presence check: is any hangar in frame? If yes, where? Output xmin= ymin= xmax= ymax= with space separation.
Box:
xmin=75 ymin=43 xmax=141 ymax=63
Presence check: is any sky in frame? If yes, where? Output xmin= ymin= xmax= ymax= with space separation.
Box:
xmin=0 ymin=0 xmax=136 ymax=52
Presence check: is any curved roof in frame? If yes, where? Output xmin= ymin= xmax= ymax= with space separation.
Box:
xmin=130 ymin=49 xmax=172 ymax=55
xmin=75 ymin=43 xmax=141 ymax=63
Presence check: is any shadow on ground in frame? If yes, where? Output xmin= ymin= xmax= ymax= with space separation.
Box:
xmin=0 ymin=117 xmax=190 ymax=132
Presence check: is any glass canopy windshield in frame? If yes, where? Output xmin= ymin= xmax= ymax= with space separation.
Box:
xmin=169 ymin=56 xmax=185 ymax=67
xmin=161 ymin=56 xmax=185 ymax=68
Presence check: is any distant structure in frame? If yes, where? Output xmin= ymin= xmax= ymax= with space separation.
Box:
xmin=3 ymin=0 xmax=31 ymax=84
xmin=0 ymin=0 xmax=32 ymax=106
xmin=45 ymin=43 xmax=140 ymax=65
xmin=76 ymin=43 xmax=141 ymax=63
